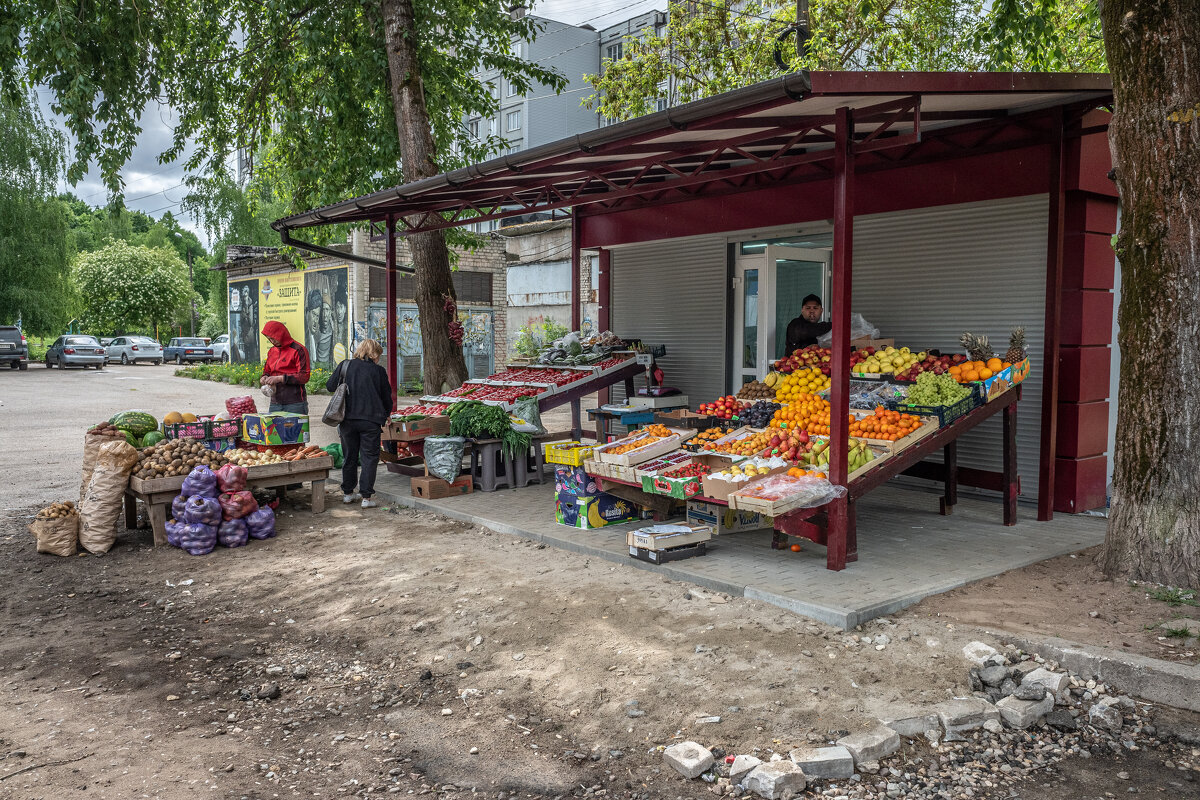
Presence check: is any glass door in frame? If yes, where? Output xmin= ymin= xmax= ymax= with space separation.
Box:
xmin=732 ymin=245 xmax=831 ymax=388
xmin=767 ymin=245 xmax=830 ymax=360
xmin=731 ymin=261 xmax=762 ymax=387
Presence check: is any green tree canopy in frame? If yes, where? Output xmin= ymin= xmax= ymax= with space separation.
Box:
xmin=73 ymin=240 xmax=194 ymax=335
xmin=0 ymin=92 xmax=73 ymax=335
xmin=586 ymin=0 xmax=1105 ymax=122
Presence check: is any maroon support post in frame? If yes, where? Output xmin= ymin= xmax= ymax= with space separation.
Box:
xmin=597 ymin=247 xmax=612 ymax=410
xmin=1038 ymin=107 xmax=1066 ymax=521
xmin=570 ymin=214 xmax=582 ymax=332
xmin=385 ymin=213 xmax=398 ymax=409
xmin=828 ymin=105 xmax=855 ymax=571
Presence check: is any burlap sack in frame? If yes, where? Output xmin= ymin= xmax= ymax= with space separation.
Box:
xmin=81 ymin=432 xmax=115 ymax=501
xmin=30 ymin=512 xmax=80 ymax=557
xmin=79 ymin=440 xmax=139 ymax=554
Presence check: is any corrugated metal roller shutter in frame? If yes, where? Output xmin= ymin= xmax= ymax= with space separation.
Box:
xmin=611 ymin=237 xmax=727 ymax=404
xmin=852 ymin=194 xmax=1049 ymax=499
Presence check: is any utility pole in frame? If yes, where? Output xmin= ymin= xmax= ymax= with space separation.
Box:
xmin=186 ymin=246 xmax=195 ymax=337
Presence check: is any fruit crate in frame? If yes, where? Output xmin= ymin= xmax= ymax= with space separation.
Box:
xmin=544 ymin=441 xmax=597 ymax=467
xmin=898 ymin=391 xmax=978 ymax=428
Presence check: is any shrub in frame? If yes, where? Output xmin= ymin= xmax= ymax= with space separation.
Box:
xmin=175 ymin=361 xmax=331 ymax=395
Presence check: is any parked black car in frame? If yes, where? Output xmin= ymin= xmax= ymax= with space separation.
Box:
xmin=0 ymin=325 xmax=29 ymax=370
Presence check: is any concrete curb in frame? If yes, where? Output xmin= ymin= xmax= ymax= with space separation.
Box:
xmin=992 ymin=631 xmax=1200 ymax=713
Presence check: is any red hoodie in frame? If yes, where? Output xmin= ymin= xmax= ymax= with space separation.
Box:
xmin=262 ymin=321 xmax=310 ymax=406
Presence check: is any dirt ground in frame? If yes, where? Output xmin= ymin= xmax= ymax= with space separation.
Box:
xmin=3 ymin=495 xmax=1198 ymax=800
xmin=916 ymin=546 xmax=1200 ymax=665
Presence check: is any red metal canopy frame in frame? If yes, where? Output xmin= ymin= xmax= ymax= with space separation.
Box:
xmin=274 ymin=71 xmax=1113 ymax=555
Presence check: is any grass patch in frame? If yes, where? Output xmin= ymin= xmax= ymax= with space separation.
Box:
xmin=175 ymin=362 xmax=332 ymax=396
xmin=1161 ymin=622 xmax=1195 ymax=639
xmin=1145 ymin=586 xmax=1199 ymax=607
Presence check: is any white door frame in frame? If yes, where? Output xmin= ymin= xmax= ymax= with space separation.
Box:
xmin=733 ymin=246 xmax=831 ymax=386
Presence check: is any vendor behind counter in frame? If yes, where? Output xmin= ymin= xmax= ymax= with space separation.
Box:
xmin=784 ymin=294 xmax=833 ymax=353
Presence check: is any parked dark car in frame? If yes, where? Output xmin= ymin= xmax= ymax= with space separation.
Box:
xmin=164 ymin=337 xmax=214 ymax=364
xmin=0 ymin=325 xmax=29 ymax=370
xmin=105 ymin=335 xmax=164 ymax=365
xmin=45 ymin=335 xmax=106 ymax=369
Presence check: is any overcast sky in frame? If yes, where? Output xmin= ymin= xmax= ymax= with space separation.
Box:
xmin=39 ymin=0 xmax=665 ymax=248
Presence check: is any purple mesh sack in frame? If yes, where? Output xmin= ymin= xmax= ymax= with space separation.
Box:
xmin=217 ymin=518 xmax=249 ymax=548
xmin=245 ymin=507 xmax=276 ymax=540
xmin=171 ymin=494 xmax=188 ymax=521
xmin=178 ymin=522 xmax=216 ymax=555
xmin=183 ymin=495 xmax=222 ymax=526
xmin=165 ymin=519 xmax=182 ymax=548
xmin=181 ymin=465 xmax=219 ymax=498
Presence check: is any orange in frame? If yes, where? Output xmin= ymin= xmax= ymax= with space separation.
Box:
xmin=986 ymin=357 xmax=1002 ymax=372
xmin=978 ymin=368 xmax=993 ymax=380
xmin=1002 ymin=361 xmax=1012 ymax=370
xmin=964 ymin=369 xmax=980 ymax=381
xmin=790 ymin=544 xmax=802 ymax=552
xmin=948 ymin=365 xmax=961 ymax=376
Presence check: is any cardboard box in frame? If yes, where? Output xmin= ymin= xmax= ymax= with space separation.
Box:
xmin=200 ymin=437 xmax=239 ymax=454
xmin=241 ymin=413 xmax=310 ymax=446
xmin=701 ymin=462 xmax=789 ymax=503
xmin=555 ymin=492 xmax=641 ymax=529
xmin=686 ymin=499 xmax=772 ymax=535
xmin=629 ymin=541 xmax=708 ymax=564
xmin=974 ymin=357 xmax=1031 ymax=402
xmin=164 ymin=417 xmax=242 ymax=441
xmin=851 ymin=337 xmax=895 ymax=350
xmin=641 ymin=472 xmax=705 ymax=500
xmin=384 ymin=415 xmax=451 ymax=441
xmin=554 ymin=465 xmax=602 ymax=497
xmin=627 ymin=523 xmax=713 ymax=551
xmin=411 ymin=475 xmax=472 ymax=499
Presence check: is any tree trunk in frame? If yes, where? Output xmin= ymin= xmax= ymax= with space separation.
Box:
xmin=380 ymin=0 xmax=468 ymax=395
xmin=1101 ymin=0 xmax=1200 ymax=588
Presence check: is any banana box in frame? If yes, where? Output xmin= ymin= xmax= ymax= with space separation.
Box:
xmin=686 ymin=499 xmax=772 ymax=535
xmin=554 ymin=465 xmax=602 ymax=498
xmin=555 ymin=491 xmax=640 ymax=529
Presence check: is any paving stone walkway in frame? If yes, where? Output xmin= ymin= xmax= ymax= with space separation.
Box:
xmin=371 ymin=471 xmax=1105 ymax=629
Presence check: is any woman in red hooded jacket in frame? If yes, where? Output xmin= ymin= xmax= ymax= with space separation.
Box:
xmin=260 ymin=321 xmax=311 ymax=414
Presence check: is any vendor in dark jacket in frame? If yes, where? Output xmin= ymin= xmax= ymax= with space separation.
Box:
xmin=326 ymin=338 xmax=393 ymax=509
xmin=784 ymin=294 xmax=833 ymax=354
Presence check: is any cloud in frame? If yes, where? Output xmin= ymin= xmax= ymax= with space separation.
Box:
xmin=35 ymin=89 xmax=210 ymax=247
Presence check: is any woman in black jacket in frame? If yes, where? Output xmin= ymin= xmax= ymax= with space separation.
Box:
xmin=326 ymin=338 xmax=393 ymax=509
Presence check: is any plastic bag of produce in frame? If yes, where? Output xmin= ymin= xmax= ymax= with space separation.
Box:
xmin=178 ymin=522 xmax=217 ymax=555
xmin=226 ymin=395 xmax=257 ymax=417
xmin=817 ymin=313 xmax=880 ymax=347
xmin=29 ymin=509 xmax=80 ymax=557
xmin=510 ymin=396 xmax=546 ymax=435
xmin=215 ymin=463 xmax=248 ymax=493
xmin=218 ymin=490 xmax=258 ymax=520
xmin=79 ymin=440 xmax=139 ymax=555
xmin=217 ymin=518 xmax=249 ymax=548
xmin=322 ymin=443 xmax=344 ymax=469
xmin=183 ymin=495 xmax=223 ymax=526
xmin=181 ymin=465 xmax=219 ymax=498
xmin=171 ymin=493 xmax=188 ymax=520
xmin=423 ymin=435 xmax=466 ymax=482
xmin=165 ymin=519 xmax=182 ymax=548
xmin=245 ymin=507 xmax=277 ymax=540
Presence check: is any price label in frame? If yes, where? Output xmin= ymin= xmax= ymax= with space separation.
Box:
xmin=635 ymin=353 xmax=654 ymax=366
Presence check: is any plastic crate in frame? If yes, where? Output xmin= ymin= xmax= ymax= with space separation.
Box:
xmin=543 ymin=441 xmax=596 ymax=467
xmin=898 ymin=391 xmax=977 ymax=427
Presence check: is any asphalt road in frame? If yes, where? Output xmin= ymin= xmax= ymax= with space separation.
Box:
xmin=0 ymin=362 xmax=334 ymax=510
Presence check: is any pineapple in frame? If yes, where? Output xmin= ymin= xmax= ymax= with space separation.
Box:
xmin=1005 ymin=327 xmax=1027 ymax=364
xmin=959 ymin=331 xmax=994 ymax=362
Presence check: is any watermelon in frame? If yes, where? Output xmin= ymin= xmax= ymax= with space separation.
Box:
xmin=141 ymin=431 xmax=165 ymax=447
xmin=110 ymin=410 xmax=159 ymax=438
xmin=124 ymin=430 xmax=139 ymax=448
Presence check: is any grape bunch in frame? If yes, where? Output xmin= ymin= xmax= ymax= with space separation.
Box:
xmin=905 ymin=372 xmax=970 ymax=406
xmin=744 ymin=400 xmax=782 ymax=428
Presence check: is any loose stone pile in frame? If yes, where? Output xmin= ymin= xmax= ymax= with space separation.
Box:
xmin=662 ymin=640 xmax=1198 ymax=799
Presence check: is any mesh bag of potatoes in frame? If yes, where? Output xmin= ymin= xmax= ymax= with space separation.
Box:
xmin=29 ymin=501 xmax=80 ymax=557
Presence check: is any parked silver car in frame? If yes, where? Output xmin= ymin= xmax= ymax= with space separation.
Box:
xmin=210 ymin=333 xmax=231 ymax=363
xmin=45 ymin=335 xmax=106 ymax=369
xmin=106 ymin=335 xmax=164 ymax=365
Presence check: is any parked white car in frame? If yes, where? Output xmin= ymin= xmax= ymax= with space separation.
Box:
xmin=210 ymin=333 xmax=231 ymax=363
xmin=105 ymin=335 xmax=164 ymax=365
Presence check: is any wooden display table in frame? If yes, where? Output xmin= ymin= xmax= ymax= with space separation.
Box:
xmin=124 ymin=455 xmax=333 ymax=546
xmin=774 ymin=387 xmax=1021 ymax=571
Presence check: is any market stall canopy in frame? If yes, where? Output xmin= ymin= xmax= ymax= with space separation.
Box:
xmin=272 ymin=71 xmax=1112 ymax=238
